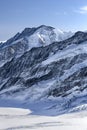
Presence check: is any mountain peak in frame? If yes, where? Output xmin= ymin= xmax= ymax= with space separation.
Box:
xmin=37 ymin=25 xmax=54 ymax=29
xmin=0 ymin=25 xmax=73 ymax=50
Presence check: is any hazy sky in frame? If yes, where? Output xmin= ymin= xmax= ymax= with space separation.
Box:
xmin=0 ymin=0 xmax=87 ymax=40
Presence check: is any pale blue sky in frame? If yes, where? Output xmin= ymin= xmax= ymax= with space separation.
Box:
xmin=0 ymin=0 xmax=87 ymax=40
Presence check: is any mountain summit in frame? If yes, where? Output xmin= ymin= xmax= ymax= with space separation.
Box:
xmin=0 ymin=25 xmax=73 ymax=65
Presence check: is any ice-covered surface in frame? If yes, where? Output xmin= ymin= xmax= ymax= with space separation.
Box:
xmin=0 ymin=107 xmax=87 ymax=130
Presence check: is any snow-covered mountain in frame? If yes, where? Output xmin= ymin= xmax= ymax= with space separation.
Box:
xmin=0 ymin=25 xmax=73 ymax=65
xmin=0 ymin=25 xmax=87 ymax=115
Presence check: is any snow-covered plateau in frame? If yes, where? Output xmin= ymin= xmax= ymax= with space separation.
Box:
xmin=0 ymin=107 xmax=87 ymax=130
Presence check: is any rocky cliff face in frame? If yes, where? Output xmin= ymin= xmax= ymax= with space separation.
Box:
xmin=0 ymin=25 xmax=87 ymax=114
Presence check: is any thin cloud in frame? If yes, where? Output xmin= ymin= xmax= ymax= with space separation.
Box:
xmin=75 ymin=6 xmax=87 ymax=14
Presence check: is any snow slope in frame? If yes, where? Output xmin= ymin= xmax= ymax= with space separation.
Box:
xmin=0 ymin=107 xmax=87 ymax=130
xmin=27 ymin=27 xmax=73 ymax=49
